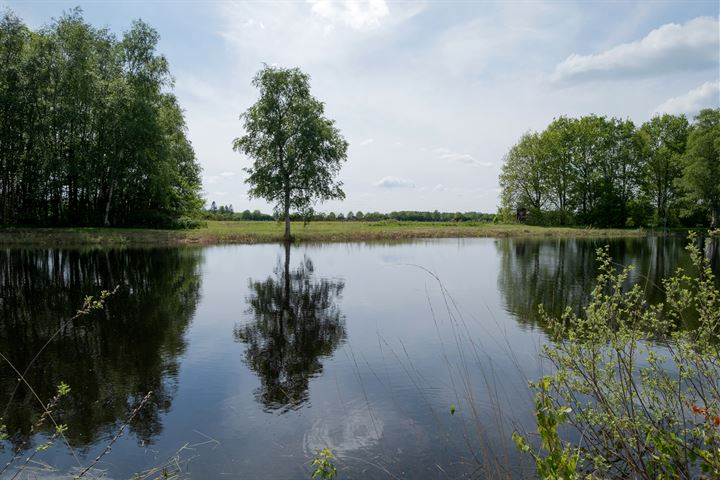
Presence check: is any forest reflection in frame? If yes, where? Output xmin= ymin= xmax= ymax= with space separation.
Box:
xmin=496 ymin=235 xmax=720 ymax=333
xmin=235 ymin=244 xmax=346 ymax=412
xmin=0 ymin=248 xmax=202 ymax=452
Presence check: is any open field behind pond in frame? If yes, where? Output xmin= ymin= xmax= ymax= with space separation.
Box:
xmin=0 ymin=221 xmax=647 ymax=246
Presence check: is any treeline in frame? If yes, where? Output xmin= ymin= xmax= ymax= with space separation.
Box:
xmin=202 ymin=202 xmax=273 ymax=221
xmin=0 ymin=9 xmax=202 ymax=227
xmin=203 ymin=205 xmax=494 ymax=223
xmin=500 ymin=109 xmax=720 ymax=228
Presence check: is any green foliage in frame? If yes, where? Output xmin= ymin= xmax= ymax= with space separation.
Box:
xmin=233 ymin=65 xmax=348 ymax=241
xmin=680 ymin=109 xmax=720 ymax=228
xmin=78 ymin=288 xmax=113 ymax=315
xmin=499 ymin=110 xmax=720 ymax=228
xmin=638 ymin=114 xmax=689 ymax=227
xmin=201 ymin=206 xmax=274 ymax=221
xmin=518 ymin=234 xmax=720 ymax=478
xmin=57 ymin=382 xmax=71 ymax=396
xmin=165 ymin=216 xmax=206 ymax=230
xmin=501 ymin=116 xmax=644 ymax=227
xmin=0 ymin=9 xmax=202 ymax=227
xmin=500 ymin=132 xmax=550 ymax=220
xmin=311 ymin=449 xmax=337 ymax=480
xmin=513 ymin=377 xmax=581 ymax=480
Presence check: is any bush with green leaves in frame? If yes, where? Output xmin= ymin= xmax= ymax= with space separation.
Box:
xmin=516 ymin=234 xmax=720 ymax=479
xmin=514 ymin=377 xmax=581 ymax=480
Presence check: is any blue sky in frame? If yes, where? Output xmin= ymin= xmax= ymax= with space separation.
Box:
xmin=4 ymin=0 xmax=719 ymax=214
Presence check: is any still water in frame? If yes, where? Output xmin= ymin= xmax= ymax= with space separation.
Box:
xmin=0 ymin=236 xmax=718 ymax=479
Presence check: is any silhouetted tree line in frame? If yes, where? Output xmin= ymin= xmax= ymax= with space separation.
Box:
xmin=500 ymin=109 xmax=720 ymax=228
xmin=0 ymin=9 xmax=203 ymax=228
xmin=203 ymin=205 xmax=495 ymax=223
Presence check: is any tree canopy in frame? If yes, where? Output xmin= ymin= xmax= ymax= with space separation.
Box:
xmin=681 ymin=109 xmax=720 ymax=228
xmin=233 ymin=65 xmax=348 ymax=241
xmin=638 ymin=114 xmax=689 ymax=227
xmin=499 ymin=109 xmax=720 ymax=228
xmin=0 ymin=9 xmax=202 ymax=227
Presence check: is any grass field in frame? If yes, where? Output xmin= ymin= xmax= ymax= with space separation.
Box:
xmin=0 ymin=220 xmax=648 ymax=246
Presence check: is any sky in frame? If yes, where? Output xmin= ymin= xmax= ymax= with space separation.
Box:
xmin=4 ymin=0 xmax=719 ymax=214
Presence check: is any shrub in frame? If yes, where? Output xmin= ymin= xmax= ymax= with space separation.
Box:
xmin=515 ymin=234 xmax=720 ymax=479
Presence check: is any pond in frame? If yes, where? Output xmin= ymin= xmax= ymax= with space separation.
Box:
xmin=0 ymin=236 xmax=718 ymax=479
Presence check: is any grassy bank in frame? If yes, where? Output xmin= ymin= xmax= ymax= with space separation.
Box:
xmin=0 ymin=221 xmax=648 ymax=246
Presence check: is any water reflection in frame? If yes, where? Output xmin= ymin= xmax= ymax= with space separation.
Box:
xmin=304 ymin=404 xmax=383 ymax=456
xmin=496 ymin=236 xmax=720 ymax=332
xmin=234 ymin=244 xmax=346 ymax=412
xmin=0 ymin=248 xmax=202 ymax=451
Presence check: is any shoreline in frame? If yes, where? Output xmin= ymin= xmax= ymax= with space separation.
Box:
xmin=0 ymin=221 xmax=651 ymax=247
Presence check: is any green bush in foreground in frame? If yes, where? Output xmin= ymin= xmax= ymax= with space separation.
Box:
xmin=516 ymin=234 xmax=720 ymax=479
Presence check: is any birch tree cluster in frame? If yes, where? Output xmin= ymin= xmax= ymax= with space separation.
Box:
xmin=500 ymin=110 xmax=720 ymax=228
xmin=0 ymin=9 xmax=202 ymax=227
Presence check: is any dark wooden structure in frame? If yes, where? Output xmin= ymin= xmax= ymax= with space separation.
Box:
xmin=516 ymin=208 xmax=528 ymax=223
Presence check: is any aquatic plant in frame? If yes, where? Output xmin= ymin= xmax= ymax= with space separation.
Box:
xmin=311 ymin=449 xmax=337 ymax=480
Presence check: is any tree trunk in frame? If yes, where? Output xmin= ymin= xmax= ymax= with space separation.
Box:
xmin=283 ymin=189 xmax=291 ymax=242
xmin=104 ymin=180 xmax=115 ymax=227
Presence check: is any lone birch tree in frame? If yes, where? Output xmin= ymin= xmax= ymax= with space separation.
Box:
xmin=233 ymin=66 xmax=348 ymax=242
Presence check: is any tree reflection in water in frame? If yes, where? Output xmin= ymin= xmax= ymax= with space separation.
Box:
xmin=496 ymin=236 xmax=720 ymax=333
xmin=0 ymin=248 xmax=202 ymax=452
xmin=235 ymin=244 xmax=346 ymax=412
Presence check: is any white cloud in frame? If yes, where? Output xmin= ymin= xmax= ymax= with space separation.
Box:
xmin=242 ymin=18 xmax=266 ymax=30
xmin=373 ymin=176 xmax=415 ymax=188
xmin=218 ymin=0 xmax=421 ymax=71
xmin=205 ymin=175 xmax=220 ymax=185
xmin=220 ymin=171 xmax=236 ymax=177
xmin=440 ymin=152 xmax=474 ymax=163
xmin=432 ymin=184 xmax=446 ymax=192
xmin=652 ymin=81 xmax=720 ymax=117
xmin=552 ymin=16 xmax=719 ymax=83
xmin=308 ymin=0 xmax=389 ymax=30
xmin=359 ymin=138 xmax=374 ymax=146
xmin=435 ymin=149 xmax=493 ymax=167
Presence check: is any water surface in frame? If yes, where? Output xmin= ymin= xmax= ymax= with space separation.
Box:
xmin=0 ymin=236 xmax=717 ymax=478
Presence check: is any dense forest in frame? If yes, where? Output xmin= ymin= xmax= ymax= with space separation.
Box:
xmin=0 ymin=9 xmax=202 ymax=227
xmin=500 ymin=109 xmax=720 ymax=228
